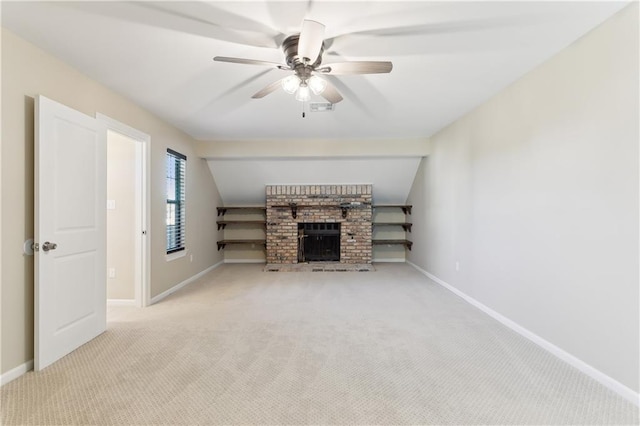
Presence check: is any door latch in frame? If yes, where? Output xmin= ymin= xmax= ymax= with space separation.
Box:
xmin=42 ymin=241 xmax=58 ymax=252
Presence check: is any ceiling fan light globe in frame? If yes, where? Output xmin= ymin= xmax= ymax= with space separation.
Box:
xmin=281 ymin=75 xmax=301 ymax=94
xmin=308 ymin=75 xmax=327 ymax=95
xmin=295 ymin=85 xmax=311 ymax=102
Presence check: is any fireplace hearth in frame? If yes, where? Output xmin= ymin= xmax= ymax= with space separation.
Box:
xmin=298 ymin=223 xmax=340 ymax=262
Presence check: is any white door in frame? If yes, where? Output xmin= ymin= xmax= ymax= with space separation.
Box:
xmin=35 ymin=95 xmax=107 ymax=371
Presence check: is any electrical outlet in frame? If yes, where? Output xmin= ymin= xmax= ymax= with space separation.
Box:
xmin=108 ymin=268 xmax=116 ymax=279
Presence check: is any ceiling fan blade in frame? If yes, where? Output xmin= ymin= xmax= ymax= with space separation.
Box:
xmin=332 ymin=15 xmax=538 ymax=39
xmin=325 ymin=75 xmax=383 ymax=118
xmin=214 ymin=57 xmax=288 ymax=70
xmin=298 ymin=20 xmax=325 ymax=63
xmin=252 ymin=78 xmax=285 ymax=99
xmin=65 ymin=2 xmax=281 ymax=49
xmin=265 ymin=2 xmax=312 ymax=34
xmin=319 ymin=61 xmax=393 ymax=75
xmin=325 ymin=16 xmax=540 ymax=57
xmin=141 ymin=2 xmax=283 ymax=48
xmin=193 ymin=69 xmax=274 ymax=118
xmin=320 ymin=81 xmax=343 ymax=104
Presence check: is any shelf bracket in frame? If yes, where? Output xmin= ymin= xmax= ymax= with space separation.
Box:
xmin=402 ymin=206 xmax=412 ymax=215
xmin=217 ymin=242 xmax=226 ymax=250
xmin=217 ymin=223 xmax=227 ymax=230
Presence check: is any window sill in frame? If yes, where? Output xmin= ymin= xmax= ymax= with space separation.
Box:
xmin=166 ymin=250 xmax=186 ymax=262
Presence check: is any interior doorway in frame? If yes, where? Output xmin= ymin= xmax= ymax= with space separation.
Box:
xmin=99 ymin=114 xmax=150 ymax=307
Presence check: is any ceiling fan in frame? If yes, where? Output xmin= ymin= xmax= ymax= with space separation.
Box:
xmin=213 ymin=20 xmax=393 ymax=104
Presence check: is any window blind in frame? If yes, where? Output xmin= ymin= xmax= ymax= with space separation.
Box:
xmin=166 ymin=149 xmax=186 ymax=253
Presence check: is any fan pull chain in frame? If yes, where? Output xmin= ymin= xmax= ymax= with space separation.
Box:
xmin=302 ymin=101 xmax=306 ymax=118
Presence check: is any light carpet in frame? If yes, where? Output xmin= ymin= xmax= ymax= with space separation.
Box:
xmin=2 ymin=263 xmax=638 ymax=425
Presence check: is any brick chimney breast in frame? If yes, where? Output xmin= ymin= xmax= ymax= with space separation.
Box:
xmin=266 ymin=185 xmax=372 ymax=264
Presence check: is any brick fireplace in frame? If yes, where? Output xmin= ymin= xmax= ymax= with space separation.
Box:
xmin=266 ymin=185 xmax=372 ymax=264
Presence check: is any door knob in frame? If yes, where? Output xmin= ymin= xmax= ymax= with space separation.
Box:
xmin=42 ymin=241 xmax=58 ymax=252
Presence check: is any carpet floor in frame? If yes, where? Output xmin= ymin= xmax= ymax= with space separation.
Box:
xmin=1 ymin=263 xmax=638 ymax=425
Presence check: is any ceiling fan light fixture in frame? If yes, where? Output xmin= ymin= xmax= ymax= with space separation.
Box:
xmin=281 ymin=75 xmax=301 ymax=94
xmin=308 ymin=75 xmax=327 ymax=95
xmin=295 ymin=84 xmax=311 ymax=102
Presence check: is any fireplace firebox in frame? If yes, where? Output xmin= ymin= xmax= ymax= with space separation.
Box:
xmin=298 ymin=223 xmax=340 ymax=262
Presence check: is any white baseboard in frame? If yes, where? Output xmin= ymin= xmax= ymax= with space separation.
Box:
xmin=372 ymin=258 xmax=406 ymax=263
xmin=407 ymin=261 xmax=640 ymax=407
xmin=151 ymin=261 xmax=223 ymax=305
xmin=1 ymin=360 xmax=33 ymax=386
xmin=224 ymin=259 xmax=266 ymax=264
xmin=107 ymin=299 xmax=137 ymax=307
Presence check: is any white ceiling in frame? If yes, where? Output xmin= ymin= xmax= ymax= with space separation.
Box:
xmin=1 ymin=1 xmax=629 ymax=141
xmin=2 ymin=1 xmax=628 ymax=205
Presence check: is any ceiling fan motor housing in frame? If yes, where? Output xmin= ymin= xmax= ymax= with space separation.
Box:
xmin=282 ymin=35 xmax=324 ymax=70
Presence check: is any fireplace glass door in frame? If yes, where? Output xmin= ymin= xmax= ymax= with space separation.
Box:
xmin=299 ymin=223 xmax=340 ymax=262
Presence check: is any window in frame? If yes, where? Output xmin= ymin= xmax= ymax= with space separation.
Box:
xmin=166 ymin=149 xmax=186 ymax=254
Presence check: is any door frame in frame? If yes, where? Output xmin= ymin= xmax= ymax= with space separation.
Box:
xmin=97 ymin=113 xmax=150 ymax=307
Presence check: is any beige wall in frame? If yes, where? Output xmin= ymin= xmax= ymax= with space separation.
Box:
xmin=106 ymin=131 xmax=137 ymax=300
xmin=1 ymin=28 xmax=224 ymax=375
xmin=407 ymin=4 xmax=639 ymax=393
